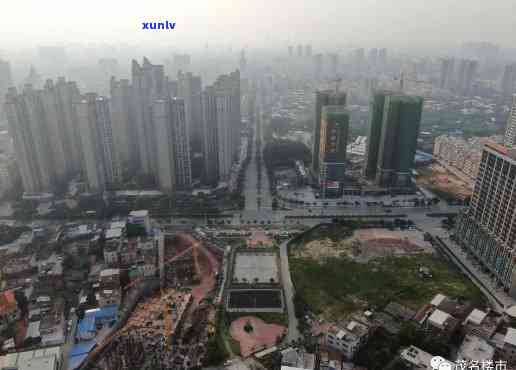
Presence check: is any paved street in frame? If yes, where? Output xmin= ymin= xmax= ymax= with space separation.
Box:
xmin=279 ymin=241 xmax=301 ymax=343
xmin=243 ymin=124 xmax=259 ymax=211
xmin=243 ymin=109 xmax=272 ymax=211
xmin=61 ymin=311 xmax=78 ymax=370
xmin=415 ymin=224 xmax=516 ymax=312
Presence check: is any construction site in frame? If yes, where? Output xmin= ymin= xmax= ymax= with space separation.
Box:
xmin=416 ymin=163 xmax=473 ymax=201
xmin=90 ymin=233 xmax=222 ymax=370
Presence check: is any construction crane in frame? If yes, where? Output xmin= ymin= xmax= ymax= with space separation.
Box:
xmin=159 ymin=235 xmax=202 ymax=296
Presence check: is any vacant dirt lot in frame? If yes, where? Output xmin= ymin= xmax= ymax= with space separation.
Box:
xmin=293 ymin=227 xmax=432 ymax=262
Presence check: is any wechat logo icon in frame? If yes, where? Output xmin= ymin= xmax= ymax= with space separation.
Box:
xmin=430 ymin=356 xmax=453 ymax=370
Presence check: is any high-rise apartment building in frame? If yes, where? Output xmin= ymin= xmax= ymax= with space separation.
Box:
xmin=110 ymin=78 xmax=135 ymax=175
xmin=501 ymin=64 xmax=516 ymax=97
xmin=152 ymin=98 xmax=191 ymax=193
xmin=297 ymin=45 xmax=303 ymax=58
xmin=311 ymin=90 xmax=347 ymax=175
xmin=75 ymin=94 xmax=120 ymax=193
xmin=0 ymin=60 xmax=13 ymax=120
xmin=364 ymin=91 xmax=423 ymax=187
xmin=24 ymin=66 xmax=41 ymax=89
xmin=305 ymin=44 xmax=312 ymax=58
xmin=5 ymin=86 xmax=53 ymax=193
xmin=39 ymin=80 xmax=69 ymax=180
xmin=131 ymin=58 xmax=167 ymax=176
xmin=288 ymin=46 xmax=293 ymax=57
xmin=504 ymin=95 xmax=516 ymax=148
xmin=201 ymin=71 xmax=241 ymax=186
xmin=368 ymin=48 xmax=378 ymax=67
xmin=5 ymin=80 xmax=83 ymax=194
xmin=455 ymin=143 xmax=516 ymax=294
xmin=176 ymin=71 xmax=203 ymax=154
xmin=439 ymin=58 xmax=455 ymax=89
xmin=378 ymin=48 xmax=387 ymax=66
xmin=455 ymin=59 xmax=478 ymax=95
xmin=318 ymin=106 xmax=349 ymax=191
xmin=314 ymin=54 xmax=323 ymax=79
xmin=173 ymin=54 xmax=191 ymax=73
xmin=328 ymin=53 xmax=339 ymax=76
xmin=239 ymin=50 xmax=247 ymax=73
xmin=54 ymin=78 xmax=83 ymax=174
xmin=201 ymin=85 xmax=219 ymax=186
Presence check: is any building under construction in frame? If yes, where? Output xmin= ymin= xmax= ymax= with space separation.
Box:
xmin=164 ymin=249 xmax=198 ymax=287
xmin=93 ymin=290 xmax=193 ymax=370
xmin=160 ymin=234 xmax=201 ymax=289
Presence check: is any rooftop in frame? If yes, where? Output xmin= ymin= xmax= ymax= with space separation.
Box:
xmin=504 ymin=327 xmax=516 ymax=347
xmin=129 ymin=210 xmax=149 ymax=217
xmin=428 ymin=309 xmax=451 ymax=327
xmin=0 ymin=346 xmax=61 ymax=370
xmin=430 ymin=293 xmax=447 ymax=307
xmin=458 ymin=334 xmax=494 ymax=362
xmin=465 ymin=309 xmax=487 ymax=326
xmin=105 ymin=228 xmax=123 ymax=240
xmin=400 ymin=345 xmax=453 ymax=369
xmin=100 ymin=268 xmax=120 ymax=278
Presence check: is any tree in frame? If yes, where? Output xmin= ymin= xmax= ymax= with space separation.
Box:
xmin=14 ymin=290 xmax=29 ymax=316
xmin=244 ymin=320 xmax=254 ymax=333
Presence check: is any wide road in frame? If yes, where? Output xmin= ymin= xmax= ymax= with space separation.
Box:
xmin=243 ymin=122 xmax=259 ymax=211
xmin=279 ymin=240 xmax=301 ymax=343
xmin=243 ymin=108 xmax=272 ymax=211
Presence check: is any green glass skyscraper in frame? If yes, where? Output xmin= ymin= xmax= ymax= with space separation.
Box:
xmin=364 ymin=91 xmax=389 ymax=180
xmin=364 ymin=91 xmax=423 ymax=187
xmin=312 ymin=90 xmax=347 ymax=176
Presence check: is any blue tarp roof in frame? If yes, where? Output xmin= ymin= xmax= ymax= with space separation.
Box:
xmin=76 ymin=305 xmax=118 ymax=340
xmin=70 ymin=340 xmax=97 ymax=356
xmin=95 ymin=304 xmax=118 ymax=320
xmin=76 ymin=315 xmax=95 ymax=339
xmin=68 ymin=353 xmax=88 ymax=370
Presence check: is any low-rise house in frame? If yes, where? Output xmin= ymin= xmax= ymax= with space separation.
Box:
xmin=1 ymin=254 xmax=37 ymax=279
xmin=26 ymin=295 xmax=66 ymax=346
xmin=426 ymin=309 xmax=460 ymax=338
xmin=496 ymin=327 xmax=516 ymax=365
xmin=36 ymin=253 xmax=64 ymax=292
xmin=281 ymin=347 xmax=316 ymax=370
xmin=103 ymin=230 xmax=122 ymax=266
xmin=429 ymin=293 xmax=472 ymax=320
xmin=457 ymin=334 xmax=494 ymax=363
xmin=320 ymin=320 xmax=370 ymax=360
xmin=462 ymin=308 xmax=500 ymax=339
xmin=98 ymin=269 xmax=121 ymax=307
xmin=400 ymin=345 xmax=453 ymax=369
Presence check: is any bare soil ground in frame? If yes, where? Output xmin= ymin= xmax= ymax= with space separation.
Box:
xmin=293 ymin=228 xmax=432 ymax=262
xmin=416 ymin=164 xmax=472 ymax=199
xmin=229 ymin=316 xmax=286 ymax=357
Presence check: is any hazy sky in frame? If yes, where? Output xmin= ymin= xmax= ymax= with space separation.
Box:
xmin=2 ymin=0 xmax=516 ymax=50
